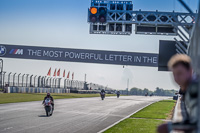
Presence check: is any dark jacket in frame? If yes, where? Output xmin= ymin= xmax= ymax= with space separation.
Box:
xmin=100 ymin=90 xmax=105 ymax=94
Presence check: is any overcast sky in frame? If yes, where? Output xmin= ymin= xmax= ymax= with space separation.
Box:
xmin=0 ymin=0 xmax=198 ymax=90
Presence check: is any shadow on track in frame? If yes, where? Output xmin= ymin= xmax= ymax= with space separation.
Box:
xmin=38 ymin=115 xmax=48 ymax=117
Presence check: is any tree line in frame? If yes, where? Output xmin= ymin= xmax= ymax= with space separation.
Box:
xmin=126 ymin=87 xmax=177 ymax=96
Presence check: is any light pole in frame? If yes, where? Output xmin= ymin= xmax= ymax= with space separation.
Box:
xmin=0 ymin=59 xmax=3 ymax=73
xmin=8 ymin=72 xmax=12 ymax=86
xmin=55 ymin=78 xmax=57 ymax=88
xmin=22 ymin=74 xmax=25 ymax=87
xmin=2 ymin=72 xmax=6 ymax=90
xmin=0 ymin=59 xmax=3 ymax=89
xmin=78 ymin=81 xmax=80 ymax=89
xmin=30 ymin=75 xmax=33 ymax=87
xmin=44 ymin=76 xmax=47 ymax=87
xmin=58 ymin=78 xmax=61 ymax=88
xmin=74 ymin=80 xmax=76 ymax=89
xmin=84 ymin=74 xmax=87 ymax=82
xmin=50 ymin=77 xmax=53 ymax=88
xmin=41 ymin=77 xmax=44 ymax=87
xmin=46 ymin=77 xmax=50 ymax=87
xmin=34 ymin=75 xmax=37 ymax=87
xmin=38 ymin=76 xmax=41 ymax=87
xmin=26 ymin=74 xmax=29 ymax=87
xmin=13 ymin=73 xmax=17 ymax=86
xmin=64 ymin=79 xmax=66 ymax=89
xmin=18 ymin=73 xmax=21 ymax=87
xmin=127 ymin=79 xmax=129 ymax=95
xmin=66 ymin=79 xmax=69 ymax=89
xmin=52 ymin=78 xmax=54 ymax=88
xmin=71 ymin=80 xmax=74 ymax=88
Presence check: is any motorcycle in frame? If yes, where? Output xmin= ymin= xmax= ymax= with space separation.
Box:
xmin=43 ymin=98 xmax=53 ymax=116
xmin=100 ymin=92 xmax=105 ymax=100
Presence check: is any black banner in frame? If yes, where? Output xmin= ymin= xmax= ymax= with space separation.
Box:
xmin=158 ymin=40 xmax=177 ymax=71
xmin=0 ymin=44 xmax=158 ymax=67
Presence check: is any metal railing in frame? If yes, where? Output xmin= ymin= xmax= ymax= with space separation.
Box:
xmin=0 ymin=72 xmax=61 ymax=88
xmin=170 ymin=1 xmax=200 ymax=133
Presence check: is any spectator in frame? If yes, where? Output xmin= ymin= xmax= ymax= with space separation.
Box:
xmin=168 ymin=54 xmax=193 ymax=94
xmin=157 ymin=54 xmax=196 ymax=133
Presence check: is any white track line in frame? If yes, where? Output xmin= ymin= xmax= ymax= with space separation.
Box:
xmin=97 ymin=100 xmax=161 ymax=133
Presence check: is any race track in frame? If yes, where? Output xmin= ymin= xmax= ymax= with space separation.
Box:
xmin=0 ymin=96 xmax=169 ymax=133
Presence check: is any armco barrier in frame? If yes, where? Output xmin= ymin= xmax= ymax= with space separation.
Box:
xmin=6 ymin=87 xmax=70 ymax=94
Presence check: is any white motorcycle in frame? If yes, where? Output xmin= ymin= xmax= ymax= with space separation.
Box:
xmin=44 ymin=98 xmax=53 ymax=116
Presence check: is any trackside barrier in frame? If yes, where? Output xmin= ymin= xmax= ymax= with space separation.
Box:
xmin=169 ymin=79 xmax=199 ymax=132
xmin=5 ymin=87 xmax=70 ymax=94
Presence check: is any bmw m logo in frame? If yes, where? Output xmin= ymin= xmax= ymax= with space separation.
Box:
xmin=0 ymin=46 xmax=6 ymax=56
xmin=9 ymin=49 xmax=23 ymax=55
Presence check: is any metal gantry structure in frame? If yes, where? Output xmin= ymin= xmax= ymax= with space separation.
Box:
xmin=88 ymin=0 xmax=197 ymax=54
xmin=88 ymin=0 xmax=200 ymax=132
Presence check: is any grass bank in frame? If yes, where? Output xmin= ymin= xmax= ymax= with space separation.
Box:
xmin=104 ymin=100 xmax=175 ymax=133
xmin=0 ymin=93 xmax=115 ymax=104
xmin=131 ymin=100 xmax=175 ymax=119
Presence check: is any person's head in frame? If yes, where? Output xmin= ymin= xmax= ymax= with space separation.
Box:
xmin=168 ymin=54 xmax=192 ymax=88
xmin=47 ymin=93 xmax=50 ymax=97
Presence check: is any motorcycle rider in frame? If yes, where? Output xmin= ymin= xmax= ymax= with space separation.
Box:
xmin=43 ymin=93 xmax=54 ymax=114
xmin=100 ymin=89 xmax=106 ymax=99
xmin=100 ymin=89 xmax=106 ymax=94
xmin=117 ymin=91 xmax=120 ymax=98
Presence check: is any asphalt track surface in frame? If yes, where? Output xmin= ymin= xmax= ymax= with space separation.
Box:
xmin=0 ymin=96 xmax=169 ymax=133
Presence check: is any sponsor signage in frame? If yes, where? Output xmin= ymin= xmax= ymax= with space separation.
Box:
xmin=0 ymin=44 xmax=158 ymax=67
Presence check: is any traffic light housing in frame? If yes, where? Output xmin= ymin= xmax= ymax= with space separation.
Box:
xmin=89 ymin=7 xmax=98 ymax=23
xmin=99 ymin=7 xmax=107 ymax=23
xmin=88 ymin=0 xmax=133 ymax=35
xmin=88 ymin=6 xmax=107 ymax=23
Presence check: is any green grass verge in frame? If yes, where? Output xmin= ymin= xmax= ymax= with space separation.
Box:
xmin=131 ymin=100 xmax=175 ymax=119
xmin=0 ymin=93 xmax=115 ymax=104
xmin=104 ymin=118 xmax=162 ymax=133
xmin=104 ymin=100 xmax=175 ymax=133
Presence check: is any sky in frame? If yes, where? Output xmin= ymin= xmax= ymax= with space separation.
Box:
xmin=0 ymin=0 xmax=199 ymax=91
